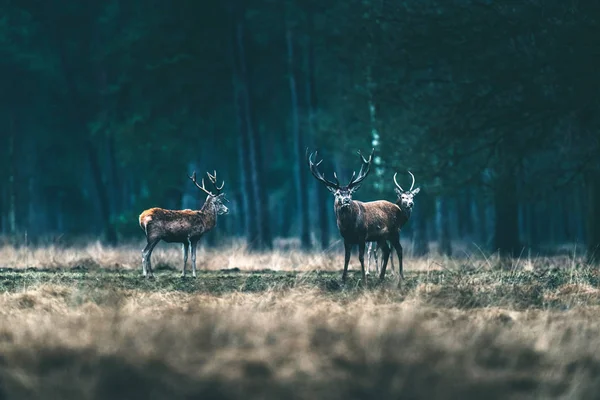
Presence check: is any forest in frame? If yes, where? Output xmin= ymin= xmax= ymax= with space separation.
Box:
xmin=1 ymin=0 xmax=599 ymax=260
xmin=3 ymin=2 xmax=600 ymax=399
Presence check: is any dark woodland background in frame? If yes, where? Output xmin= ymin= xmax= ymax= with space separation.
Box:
xmin=1 ymin=0 xmax=599 ymax=259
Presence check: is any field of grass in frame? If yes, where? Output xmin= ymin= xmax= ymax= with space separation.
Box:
xmin=1 ymin=242 xmax=600 ymax=399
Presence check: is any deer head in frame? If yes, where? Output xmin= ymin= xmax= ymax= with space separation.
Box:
xmin=393 ymin=171 xmax=420 ymax=210
xmin=188 ymin=170 xmax=229 ymax=215
xmin=307 ymin=148 xmax=374 ymax=208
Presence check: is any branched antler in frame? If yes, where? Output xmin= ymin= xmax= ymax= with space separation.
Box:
xmin=393 ymin=170 xmax=416 ymax=192
xmin=206 ymin=170 xmax=225 ymax=194
xmin=347 ymin=148 xmax=374 ymax=188
xmin=307 ymin=149 xmax=340 ymax=190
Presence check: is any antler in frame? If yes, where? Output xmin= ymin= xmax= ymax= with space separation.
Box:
xmin=408 ymin=171 xmax=415 ymax=191
xmin=393 ymin=171 xmax=416 ymax=192
xmin=189 ymin=171 xmax=214 ymax=196
xmin=306 ymin=149 xmax=340 ymax=190
xmin=206 ymin=170 xmax=225 ymax=194
xmin=347 ymin=148 xmax=374 ymax=188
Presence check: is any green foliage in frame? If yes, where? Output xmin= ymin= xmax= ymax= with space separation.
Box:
xmin=0 ymin=0 xmax=598 ymax=246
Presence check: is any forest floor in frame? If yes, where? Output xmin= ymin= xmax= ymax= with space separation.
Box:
xmin=1 ymin=242 xmax=600 ymax=399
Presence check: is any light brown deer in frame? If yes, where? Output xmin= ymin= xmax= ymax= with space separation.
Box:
xmin=367 ymin=171 xmax=420 ymax=277
xmin=138 ymin=171 xmax=229 ymax=278
xmin=307 ymin=148 xmax=405 ymax=285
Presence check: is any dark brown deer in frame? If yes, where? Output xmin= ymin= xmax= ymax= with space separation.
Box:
xmin=138 ymin=171 xmax=229 ymax=278
xmin=367 ymin=171 xmax=420 ymax=278
xmin=307 ymin=148 xmax=404 ymax=285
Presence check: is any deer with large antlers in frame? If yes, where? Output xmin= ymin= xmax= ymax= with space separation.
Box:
xmin=366 ymin=171 xmax=420 ymax=278
xmin=138 ymin=171 xmax=229 ymax=278
xmin=307 ymin=148 xmax=405 ymax=285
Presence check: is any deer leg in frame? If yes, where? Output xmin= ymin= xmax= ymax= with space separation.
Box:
xmin=358 ymin=241 xmax=367 ymax=286
xmin=342 ymin=242 xmax=352 ymax=283
xmin=391 ymin=235 xmax=404 ymax=284
xmin=181 ymin=241 xmax=190 ymax=277
xmin=366 ymin=242 xmax=372 ymax=276
xmin=374 ymin=243 xmax=380 ymax=276
xmin=388 ymin=240 xmax=395 ymax=276
xmin=142 ymin=239 xmax=159 ymax=278
xmin=191 ymin=239 xmax=198 ymax=278
xmin=378 ymin=240 xmax=391 ymax=281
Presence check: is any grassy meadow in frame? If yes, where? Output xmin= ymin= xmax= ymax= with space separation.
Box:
xmin=1 ymin=241 xmax=600 ymax=399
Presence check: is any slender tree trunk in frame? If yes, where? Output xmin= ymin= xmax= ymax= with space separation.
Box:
xmin=575 ymin=186 xmax=586 ymax=244
xmin=231 ymin=1 xmax=260 ymax=250
xmin=251 ymin=129 xmax=272 ymax=249
xmin=234 ymin=190 xmax=246 ymax=237
xmin=237 ymin=18 xmax=273 ymax=249
xmin=27 ymin=152 xmax=38 ymax=240
xmin=107 ymin=132 xmax=121 ymax=219
xmin=458 ymin=190 xmax=474 ymax=238
xmin=436 ymin=196 xmax=452 ymax=256
xmin=586 ymin=171 xmax=600 ymax=263
xmin=493 ymin=172 xmax=521 ymax=257
xmin=236 ymin=7 xmax=271 ymax=248
xmin=8 ymin=113 xmax=17 ymax=235
xmin=412 ymin=197 xmax=429 ymax=256
xmin=0 ymin=187 xmax=4 ymax=234
xmin=86 ymin=140 xmax=117 ymax=245
xmin=366 ymin=65 xmax=383 ymax=190
xmin=287 ymin=26 xmax=311 ymax=250
xmin=233 ymin=2 xmax=272 ymax=250
xmin=472 ymin=189 xmax=488 ymax=248
xmin=304 ymin=5 xmax=329 ymax=249
xmin=235 ymin=95 xmax=259 ymax=248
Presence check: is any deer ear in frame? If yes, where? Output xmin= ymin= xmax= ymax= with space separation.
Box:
xmin=350 ymin=184 xmax=361 ymax=193
xmin=412 ymin=187 xmax=421 ymax=195
xmin=326 ymin=186 xmax=337 ymax=194
xmin=394 ymin=188 xmax=403 ymax=197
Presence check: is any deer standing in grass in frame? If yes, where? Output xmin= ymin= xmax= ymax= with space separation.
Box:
xmin=366 ymin=171 xmax=420 ymax=277
xmin=138 ymin=171 xmax=229 ymax=278
xmin=307 ymin=148 xmax=406 ymax=285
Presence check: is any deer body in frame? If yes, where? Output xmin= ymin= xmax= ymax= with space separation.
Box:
xmin=336 ymin=200 xmax=403 ymax=243
xmin=308 ymin=148 xmax=401 ymax=285
xmin=367 ymin=171 xmax=420 ymax=280
xmin=139 ymin=171 xmax=228 ymax=278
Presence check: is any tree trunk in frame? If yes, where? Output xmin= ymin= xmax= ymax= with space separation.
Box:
xmin=235 ymin=1 xmax=271 ymax=249
xmin=86 ymin=140 xmax=117 ymax=245
xmin=0 ymin=187 xmax=4 ymax=234
xmin=586 ymin=171 xmax=600 ymax=263
xmin=287 ymin=26 xmax=311 ymax=250
xmin=436 ymin=196 xmax=452 ymax=256
xmin=458 ymin=189 xmax=474 ymax=238
xmin=493 ymin=173 xmax=521 ymax=257
xmin=412 ymin=197 xmax=430 ymax=256
xmin=231 ymin=2 xmax=261 ymax=250
xmin=366 ymin=65 xmax=383 ymax=190
xmin=305 ymin=5 xmax=329 ymax=249
xmin=472 ymin=189 xmax=488 ymax=248
xmin=8 ymin=113 xmax=17 ymax=235
xmin=107 ymin=132 xmax=121 ymax=219
xmin=250 ymin=129 xmax=272 ymax=249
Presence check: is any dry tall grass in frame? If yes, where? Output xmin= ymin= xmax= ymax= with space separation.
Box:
xmin=0 ymin=285 xmax=600 ymax=399
xmin=0 ymin=240 xmax=588 ymax=273
xmin=0 ymin=242 xmax=598 ymax=399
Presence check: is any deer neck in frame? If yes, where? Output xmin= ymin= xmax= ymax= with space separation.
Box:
xmin=396 ymin=203 xmax=412 ymax=225
xmin=199 ymin=196 xmax=218 ymax=228
xmin=335 ymin=201 xmax=361 ymax=232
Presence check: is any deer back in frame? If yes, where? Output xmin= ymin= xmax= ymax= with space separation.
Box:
xmin=139 ymin=207 xmax=213 ymax=242
xmin=335 ymin=200 xmax=402 ymax=243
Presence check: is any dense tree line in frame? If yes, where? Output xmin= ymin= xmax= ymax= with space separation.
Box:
xmin=1 ymin=0 xmax=598 ymax=260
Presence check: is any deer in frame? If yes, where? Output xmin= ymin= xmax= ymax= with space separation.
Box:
xmin=138 ymin=170 xmax=229 ymax=278
xmin=307 ymin=148 xmax=405 ymax=285
xmin=366 ymin=171 xmax=420 ymax=277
